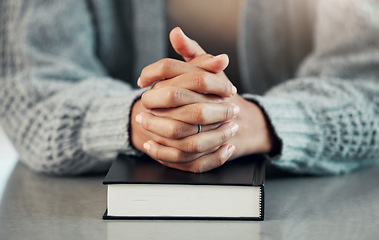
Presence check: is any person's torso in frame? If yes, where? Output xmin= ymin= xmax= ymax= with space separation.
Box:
xmin=88 ymin=0 xmax=317 ymax=94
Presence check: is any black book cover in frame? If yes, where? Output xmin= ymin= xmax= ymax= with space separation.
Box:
xmin=104 ymin=154 xmax=265 ymax=186
xmin=103 ymin=154 xmax=265 ymax=220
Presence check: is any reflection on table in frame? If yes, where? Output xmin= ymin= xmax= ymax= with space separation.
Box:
xmin=1 ymin=160 xmax=379 ymax=240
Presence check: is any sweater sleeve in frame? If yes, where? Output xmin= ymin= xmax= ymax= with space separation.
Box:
xmin=0 ymin=0 xmax=143 ymax=175
xmin=243 ymin=0 xmax=379 ymax=174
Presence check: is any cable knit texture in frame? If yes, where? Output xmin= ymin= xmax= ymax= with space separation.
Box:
xmin=1 ymin=0 xmax=378 ymax=175
xmin=0 ymin=0 xmax=165 ymax=175
xmin=240 ymin=0 xmax=379 ymax=174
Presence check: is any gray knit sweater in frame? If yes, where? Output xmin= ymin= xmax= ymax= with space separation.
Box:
xmin=1 ymin=0 xmax=378 ymax=175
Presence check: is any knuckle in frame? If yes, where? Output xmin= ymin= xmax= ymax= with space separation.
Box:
xmin=166 ymin=86 xmax=181 ymax=104
xmin=190 ymin=105 xmax=205 ymax=123
xmin=192 ymin=72 xmax=207 ymax=89
xmin=167 ymin=124 xmax=177 ymax=139
xmin=224 ymin=104 xmax=234 ymax=120
xmin=186 ymin=139 xmax=200 ymax=152
xmin=168 ymin=122 xmax=183 ymax=139
xmin=174 ymin=150 xmax=186 ymax=163
xmin=158 ymin=58 xmax=175 ymax=77
xmin=189 ymin=163 xmax=203 ymax=174
xmin=220 ymin=129 xmax=229 ymax=142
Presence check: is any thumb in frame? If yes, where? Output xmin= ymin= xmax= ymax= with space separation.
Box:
xmin=189 ymin=53 xmax=230 ymax=73
xmin=170 ymin=27 xmax=228 ymax=73
xmin=169 ymin=27 xmax=206 ymax=62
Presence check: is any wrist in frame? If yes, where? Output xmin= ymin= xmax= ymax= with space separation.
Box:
xmin=238 ymin=96 xmax=281 ymax=155
xmin=261 ymin=108 xmax=282 ymax=157
xmin=130 ymin=99 xmax=146 ymax=153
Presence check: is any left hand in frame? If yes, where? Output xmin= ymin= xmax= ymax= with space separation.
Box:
xmin=138 ymin=82 xmax=275 ymax=161
xmin=134 ymin=55 xmax=240 ymax=172
xmin=135 ymin=28 xmax=278 ymax=172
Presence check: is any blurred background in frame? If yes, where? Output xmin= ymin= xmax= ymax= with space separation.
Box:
xmin=0 ymin=126 xmax=17 ymax=194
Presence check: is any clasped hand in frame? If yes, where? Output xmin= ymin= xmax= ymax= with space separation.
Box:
xmin=131 ymin=28 xmax=276 ymax=173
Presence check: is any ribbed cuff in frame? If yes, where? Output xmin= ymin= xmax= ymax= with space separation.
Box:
xmin=81 ymin=89 xmax=146 ymax=160
xmin=243 ymin=94 xmax=322 ymax=172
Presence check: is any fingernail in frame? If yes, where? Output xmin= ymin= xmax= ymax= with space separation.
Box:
xmin=233 ymin=105 xmax=240 ymax=116
xmin=212 ymin=54 xmax=229 ymax=72
xmin=231 ymin=123 xmax=239 ymax=136
xmin=213 ymin=54 xmax=226 ymax=60
xmin=143 ymin=142 xmax=151 ymax=152
xmin=137 ymin=77 xmax=141 ymax=87
xmin=227 ymin=145 xmax=236 ymax=158
xmin=178 ymin=27 xmax=188 ymax=39
xmin=135 ymin=114 xmax=142 ymax=124
xmin=232 ymin=86 xmax=237 ymax=95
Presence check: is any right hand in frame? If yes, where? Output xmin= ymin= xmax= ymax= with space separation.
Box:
xmin=130 ymin=97 xmax=239 ymax=173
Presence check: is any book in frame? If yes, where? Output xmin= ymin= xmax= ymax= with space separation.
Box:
xmin=103 ymin=154 xmax=265 ymax=220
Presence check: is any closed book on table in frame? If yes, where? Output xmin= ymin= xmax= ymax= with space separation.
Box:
xmin=103 ymin=154 xmax=265 ymax=220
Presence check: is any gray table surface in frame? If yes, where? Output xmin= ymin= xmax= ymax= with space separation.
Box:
xmin=1 ymin=128 xmax=379 ymax=240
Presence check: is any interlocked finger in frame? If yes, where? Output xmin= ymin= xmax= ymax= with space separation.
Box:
xmin=138 ymin=58 xmax=201 ymax=88
xmin=150 ymin=102 xmax=240 ymax=125
xmin=141 ymin=86 xmax=223 ymax=109
xmin=152 ymin=71 xmax=236 ymax=98
xmin=154 ymin=143 xmax=236 ymax=173
xmin=151 ymin=121 xmax=239 ymax=153
xmin=144 ymin=140 xmax=219 ymax=163
xmin=136 ymin=112 xmax=223 ymax=139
